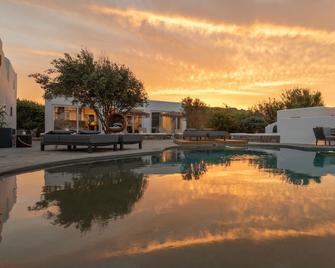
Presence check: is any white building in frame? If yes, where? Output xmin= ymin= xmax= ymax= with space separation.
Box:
xmin=0 ymin=38 xmax=17 ymax=130
xmin=266 ymin=106 xmax=335 ymax=144
xmin=45 ymin=97 xmax=186 ymax=134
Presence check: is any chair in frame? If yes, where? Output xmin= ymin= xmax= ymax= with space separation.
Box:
xmin=313 ymin=127 xmax=335 ymax=146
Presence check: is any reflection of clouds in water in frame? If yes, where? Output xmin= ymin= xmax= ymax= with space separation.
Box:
xmin=85 ymin=222 xmax=335 ymax=259
xmin=128 ymin=157 xmax=335 ymax=257
xmin=174 ymin=149 xmax=335 ymax=185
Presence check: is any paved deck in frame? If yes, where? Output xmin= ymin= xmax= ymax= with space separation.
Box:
xmin=2 ymin=140 xmax=335 ymax=178
xmin=0 ymin=140 xmax=177 ymax=177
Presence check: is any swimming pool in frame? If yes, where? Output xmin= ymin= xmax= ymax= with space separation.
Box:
xmin=1 ymin=147 xmax=335 ymax=267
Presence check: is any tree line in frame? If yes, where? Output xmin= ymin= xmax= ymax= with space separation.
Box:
xmin=182 ymin=88 xmax=324 ymax=133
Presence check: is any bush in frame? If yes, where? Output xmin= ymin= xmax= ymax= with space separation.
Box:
xmin=240 ymin=116 xmax=267 ymax=133
xmin=17 ymin=99 xmax=44 ymax=136
xmin=210 ymin=112 xmax=235 ymax=132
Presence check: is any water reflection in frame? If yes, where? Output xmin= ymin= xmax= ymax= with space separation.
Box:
xmin=0 ymin=176 xmax=16 ymax=243
xmin=2 ymin=149 xmax=335 ymax=267
xmin=155 ymin=148 xmax=335 ymax=185
xmin=27 ymin=148 xmax=335 ymax=234
xmin=29 ymin=159 xmax=147 ymax=232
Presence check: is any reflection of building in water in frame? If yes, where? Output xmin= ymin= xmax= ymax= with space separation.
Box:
xmin=44 ymin=157 xmax=148 ymax=186
xmin=0 ymin=176 xmax=17 ymax=243
xmin=138 ymin=148 xmax=335 ymax=184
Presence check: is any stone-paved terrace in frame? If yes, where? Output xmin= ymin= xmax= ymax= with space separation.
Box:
xmin=2 ymin=139 xmax=335 ymax=177
xmin=0 ymin=140 xmax=177 ymax=177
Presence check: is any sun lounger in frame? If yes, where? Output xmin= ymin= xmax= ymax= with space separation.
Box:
xmin=183 ymin=129 xmax=229 ymax=140
xmin=41 ymin=133 xmax=119 ymax=153
xmin=183 ymin=130 xmax=208 ymax=140
xmin=207 ymin=131 xmax=228 ymax=140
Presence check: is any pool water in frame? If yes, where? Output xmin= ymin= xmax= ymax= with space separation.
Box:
xmin=1 ymin=148 xmax=335 ymax=267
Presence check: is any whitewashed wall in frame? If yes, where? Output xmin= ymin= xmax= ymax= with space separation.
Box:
xmin=265 ymin=122 xmax=277 ymax=133
xmin=0 ymin=38 xmax=17 ymax=130
xmin=275 ymin=107 xmax=335 ymax=144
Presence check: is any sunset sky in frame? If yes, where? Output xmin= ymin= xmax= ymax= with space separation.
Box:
xmin=1 ymin=0 xmax=334 ymax=108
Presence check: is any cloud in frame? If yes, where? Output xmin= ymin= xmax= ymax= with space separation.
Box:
xmin=1 ymin=0 xmax=335 ymax=107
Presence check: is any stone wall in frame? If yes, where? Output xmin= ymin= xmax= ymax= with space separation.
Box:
xmin=231 ymin=133 xmax=280 ymax=143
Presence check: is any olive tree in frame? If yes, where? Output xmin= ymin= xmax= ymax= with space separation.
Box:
xmin=30 ymin=49 xmax=147 ymax=133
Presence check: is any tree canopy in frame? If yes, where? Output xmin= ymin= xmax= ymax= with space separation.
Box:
xmin=17 ymin=99 xmax=44 ymax=135
xmin=253 ymin=88 xmax=324 ymax=124
xmin=181 ymin=97 xmax=209 ymax=129
xmin=281 ymin=88 xmax=324 ymax=109
xmin=30 ymin=49 xmax=147 ymax=133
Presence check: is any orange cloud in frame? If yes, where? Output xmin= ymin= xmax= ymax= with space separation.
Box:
xmin=1 ymin=1 xmax=334 ymax=107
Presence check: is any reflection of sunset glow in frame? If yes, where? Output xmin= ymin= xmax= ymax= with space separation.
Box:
xmin=86 ymin=223 xmax=335 ymax=259
xmin=2 ymin=150 xmax=335 ymax=266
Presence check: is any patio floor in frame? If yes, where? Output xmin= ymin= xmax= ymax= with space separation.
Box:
xmin=1 ymin=139 xmax=335 ymax=177
xmin=0 ymin=140 xmax=176 ymax=177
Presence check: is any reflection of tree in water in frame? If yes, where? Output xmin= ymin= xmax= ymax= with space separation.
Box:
xmin=179 ymin=150 xmax=233 ymax=180
xmin=29 ymin=159 xmax=147 ymax=233
xmin=172 ymin=149 xmax=325 ymax=185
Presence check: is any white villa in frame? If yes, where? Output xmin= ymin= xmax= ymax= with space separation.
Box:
xmin=0 ymin=38 xmax=17 ymax=130
xmin=266 ymin=106 xmax=335 ymax=144
xmin=45 ymin=97 xmax=186 ymax=134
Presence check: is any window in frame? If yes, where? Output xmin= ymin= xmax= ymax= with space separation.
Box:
xmin=79 ymin=108 xmax=99 ymax=131
xmin=10 ymin=106 xmax=13 ymax=116
xmin=54 ymin=106 xmax=77 ymax=131
xmin=151 ymin=113 xmax=160 ymax=133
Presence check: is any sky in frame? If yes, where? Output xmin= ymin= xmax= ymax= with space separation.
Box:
xmin=0 ymin=0 xmax=335 ymax=108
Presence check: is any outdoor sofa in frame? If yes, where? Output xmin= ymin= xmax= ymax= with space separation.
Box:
xmin=313 ymin=127 xmax=335 ymax=146
xmin=119 ymin=134 xmax=144 ymax=150
xmin=41 ymin=131 xmax=144 ymax=153
xmin=183 ymin=129 xmax=228 ymax=141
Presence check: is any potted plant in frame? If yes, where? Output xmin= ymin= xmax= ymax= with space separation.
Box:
xmin=0 ymin=105 xmax=13 ymax=148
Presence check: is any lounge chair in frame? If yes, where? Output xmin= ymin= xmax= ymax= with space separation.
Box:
xmin=183 ymin=130 xmax=208 ymax=140
xmin=207 ymin=131 xmax=228 ymax=140
xmin=119 ymin=134 xmax=144 ymax=150
xmin=313 ymin=127 xmax=335 ymax=146
xmin=41 ymin=132 xmax=119 ymax=153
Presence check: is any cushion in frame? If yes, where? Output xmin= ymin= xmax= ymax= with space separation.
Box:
xmin=79 ymin=130 xmax=101 ymax=135
xmin=47 ymin=130 xmax=74 ymax=135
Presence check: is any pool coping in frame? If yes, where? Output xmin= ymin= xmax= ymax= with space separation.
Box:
xmin=1 ymin=142 xmax=335 ymax=178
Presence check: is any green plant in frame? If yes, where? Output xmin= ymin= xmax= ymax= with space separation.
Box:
xmin=240 ymin=116 xmax=267 ymax=133
xmin=253 ymin=88 xmax=324 ymax=124
xmin=17 ymin=99 xmax=44 ymax=135
xmin=252 ymin=98 xmax=285 ymax=124
xmin=0 ymin=106 xmax=7 ymax=128
xmin=210 ymin=111 xmax=234 ymax=131
xmin=181 ymin=97 xmax=210 ymax=129
xmin=281 ymin=88 xmax=324 ymax=109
